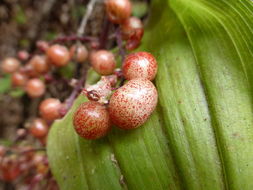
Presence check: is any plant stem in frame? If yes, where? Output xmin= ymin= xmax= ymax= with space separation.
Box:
xmin=116 ymin=27 xmax=126 ymax=63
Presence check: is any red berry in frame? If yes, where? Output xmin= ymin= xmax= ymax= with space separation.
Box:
xmin=70 ymin=44 xmax=88 ymax=63
xmin=105 ymin=0 xmax=132 ymax=24
xmin=123 ymin=52 xmax=158 ymax=81
xmin=39 ymin=98 xmax=61 ymax=121
xmin=0 ymin=155 xmax=21 ymax=182
xmin=125 ymin=38 xmax=141 ymax=51
xmin=25 ymin=79 xmax=45 ymax=98
xmin=73 ymin=101 xmax=111 ymax=140
xmin=29 ymin=118 xmax=49 ymax=138
xmin=109 ymin=78 xmax=158 ymax=129
xmin=121 ymin=16 xmax=144 ymax=40
xmin=46 ymin=44 xmax=70 ymax=67
xmin=1 ymin=57 xmax=20 ymax=74
xmin=36 ymin=40 xmax=49 ymax=52
xmin=11 ymin=72 xmax=28 ymax=87
xmin=29 ymin=55 xmax=50 ymax=74
xmin=90 ymin=50 xmax=116 ymax=75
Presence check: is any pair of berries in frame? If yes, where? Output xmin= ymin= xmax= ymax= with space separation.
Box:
xmin=73 ymin=52 xmax=158 ymax=140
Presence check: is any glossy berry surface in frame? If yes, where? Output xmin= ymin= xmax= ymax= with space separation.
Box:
xmin=90 ymin=50 xmax=116 ymax=75
xmin=29 ymin=55 xmax=50 ymax=74
xmin=121 ymin=16 xmax=143 ymax=40
xmin=1 ymin=57 xmax=20 ymax=74
xmin=123 ymin=52 xmax=157 ymax=81
xmin=70 ymin=44 xmax=88 ymax=63
xmin=25 ymin=79 xmax=45 ymax=98
xmin=73 ymin=101 xmax=111 ymax=140
xmin=39 ymin=98 xmax=61 ymax=121
xmin=46 ymin=44 xmax=70 ymax=67
xmin=11 ymin=72 xmax=28 ymax=87
xmin=109 ymin=78 xmax=158 ymax=129
xmin=105 ymin=0 xmax=132 ymax=24
xmin=29 ymin=118 xmax=48 ymax=138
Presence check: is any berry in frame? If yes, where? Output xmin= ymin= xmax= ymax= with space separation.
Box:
xmin=0 ymin=155 xmax=21 ymax=182
xmin=17 ymin=50 xmax=29 ymax=61
xmin=90 ymin=50 xmax=116 ymax=75
xmin=1 ymin=57 xmax=20 ymax=74
xmin=121 ymin=16 xmax=144 ymax=40
xmin=109 ymin=78 xmax=158 ymax=129
xmin=105 ymin=0 xmax=132 ymax=24
xmin=36 ymin=40 xmax=49 ymax=52
xmin=25 ymin=79 xmax=45 ymax=98
xmin=123 ymin=52 xmax=157 ymax=81
xmin=11 ymin=72 xmax=28 ymax=87
xmin=22 ymin=63 xmax=39 ymax=78
xmin=29 ymin=55 xmax=50 ymax=74
xmin=39 ymin=98 xmax=61 ymax=121
xmin=29 ymin=118 xmax=48 ymax=138
xmin=73 ymin=101 xmax=111 ymax=140
xmin=46 ymin=44 xmax=70 ymax=67
xmin=70 ymin=44 xmax=88 ymax=63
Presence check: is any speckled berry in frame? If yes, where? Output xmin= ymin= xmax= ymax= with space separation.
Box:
xmin=123 ymin=52 xmax=157 ymax=81
xmin=39 ymin=98 xmax=62 ymax=121
xmin=90 ymin=50 xmax=116 ymax=75
xmin=73 ymin=101 xmax=111 ymax=140
xmin=105 ymin=0 xmax=132 ymax=24
xmin=109 ymin=78 xmax=158 ymax=129
xmin=46 ymin=44 xmax=70 ymax=67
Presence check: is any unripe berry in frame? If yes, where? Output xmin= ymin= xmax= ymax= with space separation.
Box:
xmin=123 ymin=52 xmax=157 ymax=81
xmin=121 ymin=16 xmax=144 ymax=40
xmin=29 ymin=55 xmax=50 ymax=74
xmin=29 ymin=118 xmax=48 ymax=138
xmin=73 ymin=101 xmax=111 ymax=140
xmin=109 ymin=78 xmax=158 ymax=129
xmin=25 ymin=79 xmax=45 ymax=98
xmin=70 ymin=44 xmax=88 ymax=63
xmin=39 ymin=98 xmax=61 ymax=121
xmin=46 ymin=44 xmax=70 ymax=67
xmin=90 ymin=50 xmax=116 ymax=75
xmin=11 ymin=72 xmax=28 ymax=87
xmin=1 ymin=57 xmax=20 ymax=74
xmin=105 ymin=0 xmax=132 ymax=24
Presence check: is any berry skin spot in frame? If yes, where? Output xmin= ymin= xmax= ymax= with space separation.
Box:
xmin=73 ymin=101 xmax=111 ymax=140
xmin=123 ymin=52 xmax=158 ymax=81
xmin=109 ymin=78 xmax=158 ymax=129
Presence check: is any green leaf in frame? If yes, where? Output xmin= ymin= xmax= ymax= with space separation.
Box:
xmin=0 ymin=75 xmax=11 ymax=94
xmin=47 ymin=0 xmax=253 ymax=189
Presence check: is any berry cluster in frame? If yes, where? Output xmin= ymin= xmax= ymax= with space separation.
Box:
xmin=73 ymin=0 xmax=158 ymax=140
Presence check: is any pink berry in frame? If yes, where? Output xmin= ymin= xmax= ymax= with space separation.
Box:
xmin=90 ymin=50 xmax=116 ymax=75
xmin=39 ymin=98 xmax=62 ymax=121
xmin=109 ymin=78 xmax=158 ymax=129
xmin=46 ymin=44 xmax=70 ymax=67
xmin=11 ymin=72 xmax=28 ymax=87
xmin=1 ymin=57 xmax=20 ymax=74
xmin=123 ymin=52 xmax=157 ymax=81
xmin=69 ymin=44 xmax=88 ymax=63
xmin=25 ymin=79 xmax=45 ymax=98
xmin=105 ymin=0 xmax=132 ymax=24
xmin=29 ymin=118 xmax=49 ymax=138
xmin=17 ymin=50 xmax=29 ymax=61
xmin=73 ymin=101 xmax=111 ymax=140
xmin=29 ymin=55 xmax=50 ymax=74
